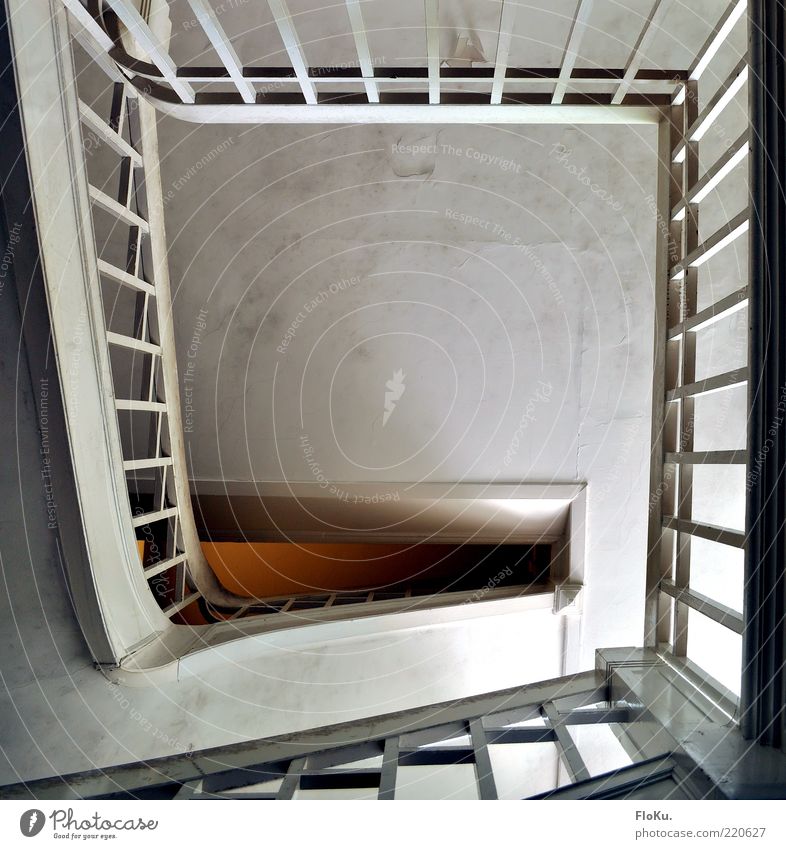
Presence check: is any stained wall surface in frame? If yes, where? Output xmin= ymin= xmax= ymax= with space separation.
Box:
xmin=159 ymin=119 xmax=661 ymax=664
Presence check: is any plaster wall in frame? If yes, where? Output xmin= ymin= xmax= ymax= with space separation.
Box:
xmin=158 ymin=118 xmax=659 ymax=665
xmin=0 ymin=591 xmax=564 ymax=783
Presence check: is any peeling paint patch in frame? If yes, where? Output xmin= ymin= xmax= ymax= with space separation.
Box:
xmin=389 ymin=130 xmax=439 ymax=178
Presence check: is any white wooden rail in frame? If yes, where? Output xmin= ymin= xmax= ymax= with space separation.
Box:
xmin=645 ymin=0 xmax=750 ymax=707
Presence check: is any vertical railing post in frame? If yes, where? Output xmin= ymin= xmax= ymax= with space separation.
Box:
xmin=645 ymin=103 xmax=681 ymax=647
xmin=672 ymin=79 xmax=699 ymax=657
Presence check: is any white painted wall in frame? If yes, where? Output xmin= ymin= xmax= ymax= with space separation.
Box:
xmin=159 ymin=119 xmax=658 ymax=666
xmin=0 ymin=600 xmax=564 ymax=783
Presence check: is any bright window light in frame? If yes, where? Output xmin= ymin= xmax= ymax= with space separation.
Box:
xmin=690 ymin=219 xmax=749 ymax=269
xmin=672 ymin=141 xmax=749 ymax=221
xmin=692 ymin=142 xmax=749 ymax=203
xmin=687 ymin=608 xmax=742 ymax=697
xmin=691 ymin=65 xmax=748 ymax=142
xmin=690 ymin=0 xmax=748 ymax=80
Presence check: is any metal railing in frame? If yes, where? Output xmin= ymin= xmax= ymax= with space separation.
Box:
xmin=83 ymin=80 xmax=196 ymax=622
xmin=74 ymin=70 xmax=252 ymax=623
